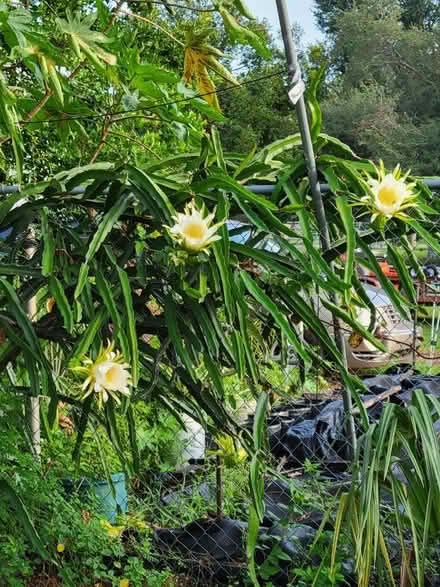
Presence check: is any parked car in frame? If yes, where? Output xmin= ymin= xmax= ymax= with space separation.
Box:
xmin=271 ymin=284 xmax=423 ymax=370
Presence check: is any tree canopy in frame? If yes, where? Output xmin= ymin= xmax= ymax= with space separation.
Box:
xmin=314 ymin=0 xmax=440 ymax=35
xmin=0 ymin=0 xmax=272 ymax=183
xmin=312 ymin=0 xmax=440 ymax=175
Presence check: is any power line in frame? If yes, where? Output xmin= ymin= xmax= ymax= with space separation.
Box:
xmin=21 ymin=68 xmax=288 ymax=126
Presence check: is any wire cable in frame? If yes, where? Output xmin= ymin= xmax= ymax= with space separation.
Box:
xmin=21 ymin=68 xmax=288 ymax=126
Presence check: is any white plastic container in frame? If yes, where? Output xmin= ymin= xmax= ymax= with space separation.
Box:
xmin=176 ymin=415 xmax=205 ymax=469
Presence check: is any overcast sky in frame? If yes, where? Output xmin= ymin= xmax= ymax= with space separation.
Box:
xmin=245 ymin=0 xmax=323 ymax=46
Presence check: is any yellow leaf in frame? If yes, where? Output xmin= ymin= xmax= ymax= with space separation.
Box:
xmin=57 ymin=543 xmax=65 ymax=553
xmin=120 ymin=580 xmax=129 ymax=587
xmin=46 ymin=297 xmax=55 ymax=313
xmin=100 ymin=519 xmax=124 ymax=537
xmin=202 ymin=54 xmax=239 ymax=86
xmin=195 ymin=64 xmax=220 ymax=111
xmin=348 ymin=331 xmax=363 ymax=349
xmin=183 ymin=48 xmax=199 ymax=84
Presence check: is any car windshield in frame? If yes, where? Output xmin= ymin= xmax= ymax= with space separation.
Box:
xmin=227 ymin=221 xmax=281 ymax=253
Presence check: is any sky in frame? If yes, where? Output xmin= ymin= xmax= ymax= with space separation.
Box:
xmin=245 ymin=0 xmax=324 ymax=46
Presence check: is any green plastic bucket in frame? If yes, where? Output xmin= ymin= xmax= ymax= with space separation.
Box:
xmin=61 ymin=473 xmax=128 ymax=524
xmin=90 ymin=472 xmax=128 ymax=523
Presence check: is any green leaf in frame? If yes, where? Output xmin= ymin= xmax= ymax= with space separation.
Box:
xmin=278 ymin=285 xmax=344 ymax=366
xmin=0 ymin=321 xmax=40 ymax=396
xmin=145 ymin=152 xmax=200 ymax=173
xmin=212 ymin=242 xmax=235 ymax=324
xmin=230 ymin=195 xmax=271 ymax=232
xmin=127 ymin=405 xmax=140 ymax=474
xmin=318 ymin=134 xmax=360 ymax=160
xmin=321 ymin=166 xmax=343 ymax=194
xmin=56 ymin=10 xmax=116 ymax=71
xmin=306 ymin=66 xmax=325 ymax=142
xmin=282 ymin=236 xmax=349 ymax=293
xmin=105 ymin=401 xmax=132 ymax=476
xmin=95 ymin=270 xmax=129 ymax=358
xmin=253 ymin=391 xmax=268 ymax=452
xmin=357 ymin=240 xmax=412 ymax=320
xmin=210 ymin=126 xmax=226 ymax=171
xmin=72 ymin=395 xmax=94 ymax=462
xmin=194 ymin=173 xmax=278 ymax=210
xmin=352 ymin=272 xmax=376 ymax=331
xmin=321 ymin=299 xmax=386 ymax=351
xmin=232 ymin=144 xmax=257 ymax=179
xmin=336 ymin=195 xmax=355 ymax=308
xmin=48 ymin=61 xmax=64 ymax=105
xmin=127 ymin=166 xmax=173 ymax=223
xmin=219 ymin=6 xmax=271 ymax=58
xmin=231 ymin=329 xmax=245 ymax=378
xmin=116 ymin=267 xmax=138 ymax=387
xmin=204 ymin=298 xmax=234 ymax=361
xmin=0 ymin=264 xmax=41 ymax=278
xmin=40 ymin=208 xmax=55 ymax=277
xmin=258 ymin=207 xmax=300 ymax=239
xmin=70 ymin=308 xmax=108 ymax=360
xmin=236 ymin=275 xmax=258 ymax=383
xmin=406 ymin=219 xmax=440 ymax=257
xmin=241 ymin=271 xmax=309 ymax=363
xmin=74 ymin=195 xmax=134 ymax=298
xmin=247 ymin=504 xmax=261 ymax=587
xmin=0 ymin=279 xmax=40 ymax=353
xmin=164 ymin=297 xmax=196 ymax=380
xmin=0 ymin=73 xmax=23 ymax=183
xmin=387 ymin=243 xmax=416 ymax=305
xmin=256 ymin=134 xmax=302 ymax=164
xmin=6 ymin=6 xmax=33 ymax=47
xmin=176 ymin=82 xmax=226 ymax=121
xmin=231 ymin=242 xmax=296 ymax=278
xmin=0 ymin=479 xmax=50 ymax=561
xmin=0 ymin=193 xmax=26 ymax=225
xmin=187 ymin=299 xmax=220 ymax=359
xmin=204 ymin=353 xmax=224 ymax=398
xmin=134 ymin=63 xmax=178 ymax=84
xmin=74 ymin=263 xmax=89 ymax=301
xmin=233 ymin=0 xmax=255 ymax=19
xmin=49 ymin=276 xmax=73 ymax=333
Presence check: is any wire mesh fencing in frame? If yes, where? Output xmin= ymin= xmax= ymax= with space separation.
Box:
xmin=4 ymin=193 xmax=440 ymax=585
xmin=122 ymin=198 xmax=440 ymax=586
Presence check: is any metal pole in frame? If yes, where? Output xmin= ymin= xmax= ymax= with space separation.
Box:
xmin=1 ymin=180 xmax=440 ymax=196
xmin=275 ymin=0 xmax=330 ymax=249
xmin=275 ymin=0 xmax=356 ymax=459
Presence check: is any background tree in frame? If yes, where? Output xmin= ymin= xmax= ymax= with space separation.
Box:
xmin=0 ymin=0 xmax=269 ymax=183
xmin=316 ymin=0 xmax=440 ymax=175
xmin=314 ymin=0 xmax=440 ymax=35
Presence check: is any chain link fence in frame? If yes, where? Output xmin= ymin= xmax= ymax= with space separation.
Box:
xmin=121 ymin=194 xmax=440 ymax=585
xmin=2 ymin=187 xmax=440 ymax=585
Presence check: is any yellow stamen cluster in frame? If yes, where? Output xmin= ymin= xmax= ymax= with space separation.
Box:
xmin=165 ymin=200 xmax=224 ymax=253
xmin=71 ymin=341 xmax=131 ymax=408
xmin=360 ymin=160 xmax=418 ymax=225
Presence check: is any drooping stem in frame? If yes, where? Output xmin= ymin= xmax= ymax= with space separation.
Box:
xmin=89 ymin=122 xmax=110 ymax=164
xmin=127 ymin=0 xmax=217 ymax=12
xmin=120 ymin=10 xmax=184 ymax=46
xmin=108 ymin=130 xmax=160 ymax=158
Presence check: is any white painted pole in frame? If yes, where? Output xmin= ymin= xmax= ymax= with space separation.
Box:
xmin=25 ymin=231 xmax=41 ymax=458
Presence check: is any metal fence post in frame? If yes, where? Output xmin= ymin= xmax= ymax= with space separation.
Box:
xmin=275 ymin=0 xmax=357 ymax=459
